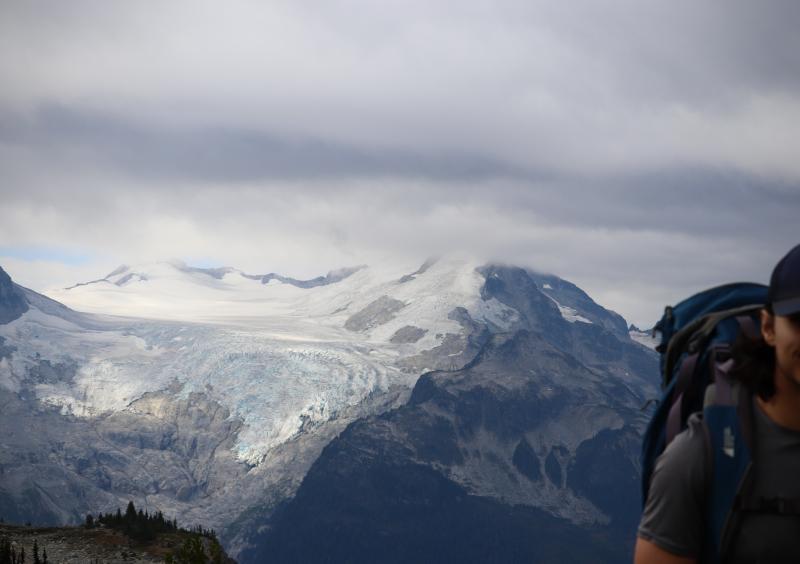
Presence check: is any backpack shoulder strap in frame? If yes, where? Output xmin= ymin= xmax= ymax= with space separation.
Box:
xmin=702 ymin=358 xmax=755 ymax=564
xmin=663 ymin=304 xmax=763 ymax=388
xmin=737 ymin=496 xmax=800 ymax=516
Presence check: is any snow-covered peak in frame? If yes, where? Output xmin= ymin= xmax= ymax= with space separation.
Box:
xmin=47 ymin=258 xmax=629 ymax=348
xmin=105 ymin=260 xmax=243 ymax=285
xmin=64 ymin=260 xmax=244 ymax=291
xmin=47 ymin=258 xmax=511 ymax=337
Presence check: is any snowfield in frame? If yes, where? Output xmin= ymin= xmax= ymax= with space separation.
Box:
xmin=4 ymin=258 xmax=519 ymax=464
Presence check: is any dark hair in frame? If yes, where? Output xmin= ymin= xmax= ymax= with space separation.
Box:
xmin=730 ymin=305 xmax=776 ymax=401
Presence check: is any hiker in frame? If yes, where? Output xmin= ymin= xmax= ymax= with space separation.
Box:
xmin=635 ymin=244 xmax=800 ymax=564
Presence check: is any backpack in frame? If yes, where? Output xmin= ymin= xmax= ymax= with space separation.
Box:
xmin=640 ymin=282 xmax=768 ymax=563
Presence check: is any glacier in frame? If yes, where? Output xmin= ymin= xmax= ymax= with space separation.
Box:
xmin=6 ymin=258 xmax=519 ymax=465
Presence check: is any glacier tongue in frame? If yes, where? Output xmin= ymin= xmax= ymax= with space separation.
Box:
xmin=0 ymin=308 xmax=417 ymax=465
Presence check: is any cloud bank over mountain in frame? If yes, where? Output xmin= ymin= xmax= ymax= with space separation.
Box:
xmin=1 ymin=0 xmax=798 ymax=327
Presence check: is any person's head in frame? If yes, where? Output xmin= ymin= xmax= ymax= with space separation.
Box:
xmin=761 ymin=244 xmax=800 ymax=390
xmin=733 ymin=244 xmax=800 ymax=399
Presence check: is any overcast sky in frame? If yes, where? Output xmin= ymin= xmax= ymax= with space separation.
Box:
xmin=1 ymin=0 xmax=798 ymax=327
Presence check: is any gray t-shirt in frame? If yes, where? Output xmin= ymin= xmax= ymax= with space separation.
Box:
xmin=638 ymin=400 xmax=800 ymax=563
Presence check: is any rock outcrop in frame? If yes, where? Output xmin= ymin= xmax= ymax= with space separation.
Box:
xmin=0 ymin=267 xmax=28 ymax=325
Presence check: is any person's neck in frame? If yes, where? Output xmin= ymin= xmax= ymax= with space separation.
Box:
xmin=757 ymin=369 xmax=800 ymax=432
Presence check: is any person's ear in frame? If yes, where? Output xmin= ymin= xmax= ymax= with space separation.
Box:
xmin=761 ymin=309 xmax=776 ymax=346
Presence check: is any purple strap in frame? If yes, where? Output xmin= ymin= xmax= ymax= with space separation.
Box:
xmin=666 ymin=394 xmax=684 ymax=445
xmin=666 ymin=353 xmax=699 ymax=445
xmin=736 ymin=315 xmax=760 ymax=341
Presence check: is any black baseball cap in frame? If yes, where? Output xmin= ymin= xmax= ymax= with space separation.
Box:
xmin=769 ymin=244 xmax=800 ymax=316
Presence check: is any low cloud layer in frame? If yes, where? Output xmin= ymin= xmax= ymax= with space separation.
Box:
xmin=1 ymin=0 xmax=798 ymax=327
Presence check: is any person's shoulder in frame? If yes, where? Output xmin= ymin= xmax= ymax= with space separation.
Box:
xmin=639 ymin=411 xmax=709 ymax=558
xmin=656 ymin=411 xmax=709 ymax=486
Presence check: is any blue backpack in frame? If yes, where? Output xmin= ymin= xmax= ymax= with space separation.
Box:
xmin=640 ymin=282 xmax=768 ymax=562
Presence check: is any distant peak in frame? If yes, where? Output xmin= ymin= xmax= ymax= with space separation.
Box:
xmin=254 ymin=265 xmax=366 ymax=289
xmin=105 ymin=264 xmax=130 ymax=278
xmin=398 ymin=257 xmax=438 ymax=284
xmin=171 ymin=261 xmax=238 ymax=280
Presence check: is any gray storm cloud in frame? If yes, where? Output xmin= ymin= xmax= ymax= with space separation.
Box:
xmin=0 ymin=0 xmax=798 ymax=327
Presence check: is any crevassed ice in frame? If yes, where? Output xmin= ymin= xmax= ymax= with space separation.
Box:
xmin=0 ymin=308 xmax=414 ymax=464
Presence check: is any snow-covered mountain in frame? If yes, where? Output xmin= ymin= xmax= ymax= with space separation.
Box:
xmin=240 ymin=265 xmax=659 ymax=563
xmin=0 ymin=259 xmax=658 ymax=561
xmin=50 ymin=259 xmax=514 ymax=334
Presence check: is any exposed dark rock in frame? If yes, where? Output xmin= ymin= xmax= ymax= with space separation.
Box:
xmin=544 ymin=449 xmax=562 ymax=487
xmin=0 ymin=267 xmax=28 ymax=325
xmin=389 ymin=325 xmax=427 ymax=344
xmin=176 ymin=264 xmax=235 ymax=279
xmin=345 ymin=296 xmax=406 ymax=332
xmin=527 ymin=270 xmax=630 ymax=338
xmin=398 ymin=307 xmax=490 ymax=373
xmin=106 ymin=265 xmax=130 ymax=278
xmin=511 ymin=439 xmax=541 ymax=482
xmin=477 ymin=265 xmax=567 ymax=345
xmin=250 ymin=265 xmax=365 ymax=289
xmin=115 ymin=272 xmax=147 ymax=286
xmin=397 ymin=258 xmax=437 ymax=283
xmin=240 ymin=433 xmax=618 ymax=564
xmin=567 ymin=426 xmax=642 ymax=535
